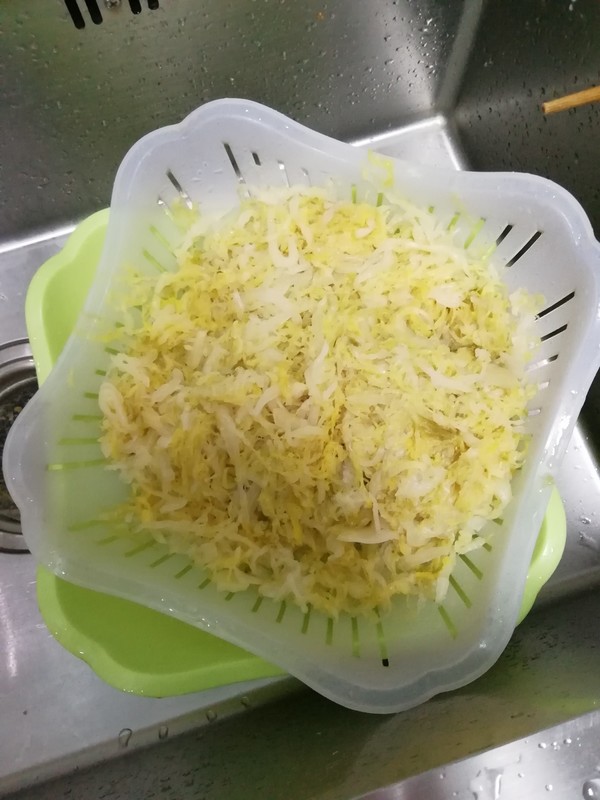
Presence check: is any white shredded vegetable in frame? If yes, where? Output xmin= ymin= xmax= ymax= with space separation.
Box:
xmin=99 ymin=185 xmax=541 ymax=617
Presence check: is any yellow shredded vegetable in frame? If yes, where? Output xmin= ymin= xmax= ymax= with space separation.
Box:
xmin=99 ymin=186 xmax=541 ymax=617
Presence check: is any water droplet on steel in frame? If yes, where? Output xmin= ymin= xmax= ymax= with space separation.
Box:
xmin=118 ymin=728 xmax=132 ymax=748
xmin=583 ymin=779 xmax=600 ymax=798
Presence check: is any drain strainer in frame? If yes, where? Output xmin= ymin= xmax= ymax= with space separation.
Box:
xmin=0 ymin=340 xmax=38 ymax=552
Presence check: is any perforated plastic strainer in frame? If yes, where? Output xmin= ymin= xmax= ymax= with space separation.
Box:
xmin=4 ymin=99 xmax=600 ymax=713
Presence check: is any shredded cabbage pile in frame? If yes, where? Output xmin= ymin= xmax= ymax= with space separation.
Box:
xmin=99 ymin=185 xmax=540 ymax=617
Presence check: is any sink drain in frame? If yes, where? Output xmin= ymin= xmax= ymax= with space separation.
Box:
xmin=0 ymin=340 xmax=38 ymax=552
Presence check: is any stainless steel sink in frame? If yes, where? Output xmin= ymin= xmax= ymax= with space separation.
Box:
xmin=2 ymin=1 xmax=600 ymax=798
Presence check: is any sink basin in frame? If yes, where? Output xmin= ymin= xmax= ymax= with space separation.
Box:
xmin=1 ymin=0 xmax=600 ymax=798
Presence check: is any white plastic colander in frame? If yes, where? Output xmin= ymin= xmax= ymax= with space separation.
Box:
xmin=5 ymin=99 xmax=600 ymax=713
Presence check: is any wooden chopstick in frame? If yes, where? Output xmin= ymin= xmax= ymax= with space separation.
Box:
xmin=542 ymin=85 xmax=600 ymax=115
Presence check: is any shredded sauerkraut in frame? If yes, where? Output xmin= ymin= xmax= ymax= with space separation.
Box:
xmin=99 ymin=185 xmax=541 ymax=617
